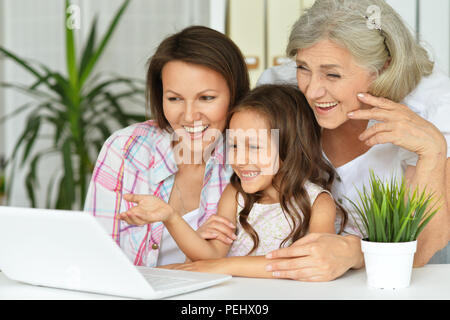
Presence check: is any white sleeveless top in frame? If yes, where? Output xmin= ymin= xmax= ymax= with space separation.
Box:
xmin=156 ymin=208 xmax=201 ymax=266
xmin=227 ymin=181 xmax=331 ymax=257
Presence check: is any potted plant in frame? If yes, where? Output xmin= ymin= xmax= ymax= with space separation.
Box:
xmin=347 ymin=171 xmax=438 ymax=289
xmin=0 ymin=0 xmax=145 ymax=209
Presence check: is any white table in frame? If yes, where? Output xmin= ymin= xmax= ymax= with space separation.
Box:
xmin=1 ymin=265 xmax=449 ymax=300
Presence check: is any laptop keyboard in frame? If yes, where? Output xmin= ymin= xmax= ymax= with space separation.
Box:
xmin=138 ymin=268 xmax=195 ymax=291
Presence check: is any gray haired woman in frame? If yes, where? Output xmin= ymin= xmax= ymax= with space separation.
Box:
xmin=255 ymin=0 xmax=449 ymax=280
xmin=165 ymin=0 xmax=449 ymax=281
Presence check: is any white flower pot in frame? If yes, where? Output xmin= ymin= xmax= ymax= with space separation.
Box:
xmin=361 ymin=239 xmax=417 ymax=289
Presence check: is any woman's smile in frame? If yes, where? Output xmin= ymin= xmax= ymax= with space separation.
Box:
xmin=182 ymin=124 xmax=210 ymax=139
xmin=314 ymin=101 xmax=340 ymax=114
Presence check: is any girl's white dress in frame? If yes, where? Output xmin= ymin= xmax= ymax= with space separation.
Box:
xmin=227 ymin=181 xmax=332 ymax=256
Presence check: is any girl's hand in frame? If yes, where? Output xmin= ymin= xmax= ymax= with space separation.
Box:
xmin=119 ymin=194 xmax=176 ymax=226
xmin=196 ymin=215 xmax=237 ymax=245
xmin=265 ymin=233 xmax=364 ymax=282
xmin=348 ymin=93 xmax=447 ymax=160
xmin=158 ymin=260 xmax=224 ymax=274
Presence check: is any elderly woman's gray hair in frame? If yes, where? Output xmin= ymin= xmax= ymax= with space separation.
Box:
xmin=287 ymin=0 xmax=434 ymax=102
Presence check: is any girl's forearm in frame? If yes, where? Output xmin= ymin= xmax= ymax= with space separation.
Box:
xmin=202 ymin=256 xmax=285 ymax=278
xmin=164 ymin=213 xmax=227 ymax=261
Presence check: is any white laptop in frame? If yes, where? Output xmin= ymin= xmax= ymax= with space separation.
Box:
xmin=0 ymin=206 xmax=231 ymax=299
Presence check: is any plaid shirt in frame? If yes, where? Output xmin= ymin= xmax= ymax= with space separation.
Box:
xmin=84 ymin=120 xmax=233 ymax=267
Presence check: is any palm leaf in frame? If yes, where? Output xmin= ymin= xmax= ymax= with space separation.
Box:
xmin=65 ymin=0 xmax=79 ymax=93
xmin=79 ymin=15 xmax=98 ymax=77
xmin=1 ymin=0 xmax=142 ymax=209
xmin=0 ymin=47 xmax=45 ymax=81
xmin=78 ymin=0 xmax=131 ymax=87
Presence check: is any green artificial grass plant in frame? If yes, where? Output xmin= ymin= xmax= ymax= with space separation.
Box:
xmin=347 ymin=171 xmax=438 ymax=243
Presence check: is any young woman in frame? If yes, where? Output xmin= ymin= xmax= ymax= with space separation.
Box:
xmin=84 ymin=26 xmax=249 ymax=267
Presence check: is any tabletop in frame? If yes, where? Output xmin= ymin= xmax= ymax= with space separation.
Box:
xmin=1 ymin=264 xmax=449 ymax=300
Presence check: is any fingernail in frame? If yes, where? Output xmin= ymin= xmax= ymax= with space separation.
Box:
xmin=227 ymin=238 xmax=233 ymax=244
xmin=357 ymin=93 xmax=364 ymax=98
xmin=272 ymin=272 xmax=280 ymax=277
xmin=265 ymin=253 xmax=272 ymax=259
xmin=265 ymin=264 xmax=272 ymax=271
xmin=229 ymin=223 xmax=236 ymax=228
xmin=347 ymin=112 xmax=354 ymax=117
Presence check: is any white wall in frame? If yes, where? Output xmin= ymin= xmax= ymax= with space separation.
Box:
xmin=209 ymin=0 xmax=227 ymax=33
xmin=386 ymin=0 xmax=450 ymax=76
xmin=418 ymin=0 xmax=450 ymax=75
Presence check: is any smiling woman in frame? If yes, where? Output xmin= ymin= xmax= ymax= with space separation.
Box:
xmin=83 ymin=25 xmax=250 ymax=267
xmin=257 ymin=0 xmax=450 ymax=279
xmin=295 ymin=39 xmax=377 ymax=131
xmin=161 ymin=60 xmax=230 ymax=163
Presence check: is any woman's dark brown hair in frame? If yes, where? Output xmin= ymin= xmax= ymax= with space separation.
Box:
xmin=146 ymin=25 xmax=250 ymax=132
xmin=228 ymin=84 xmax=348 ymax=255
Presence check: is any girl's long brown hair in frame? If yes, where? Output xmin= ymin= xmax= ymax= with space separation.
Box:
xmin=228 ymin=84 xmax=347 ymax=255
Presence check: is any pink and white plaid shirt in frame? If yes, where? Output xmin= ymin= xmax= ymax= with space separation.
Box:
xmin=84 ymin=120 xmax=233 ymax=267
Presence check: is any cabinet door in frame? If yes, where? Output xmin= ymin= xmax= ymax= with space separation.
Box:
xmin=228 ymin=0 xmax=265 ymax=87
xmin=267 ymin=0 xmax=302 ymax=68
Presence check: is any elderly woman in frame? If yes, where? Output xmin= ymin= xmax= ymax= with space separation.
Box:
xmin=255 ymin=0 xmax=450 ymax=279
xmin=183 ymin=0 xmax=449 ymax=281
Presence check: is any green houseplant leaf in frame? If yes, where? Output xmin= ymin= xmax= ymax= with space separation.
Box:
xmin=0 ymin=0 xmax=145 ymax=209
xmin=346 ymin=170 xmax=438 ymax=243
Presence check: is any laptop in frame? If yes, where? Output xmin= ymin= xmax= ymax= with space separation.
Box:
xmin=0 ymin=206 xmax=231 ymax=299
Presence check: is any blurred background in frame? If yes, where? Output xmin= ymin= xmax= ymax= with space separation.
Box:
xmin=0 ymin=0 xmax=449 ymax=209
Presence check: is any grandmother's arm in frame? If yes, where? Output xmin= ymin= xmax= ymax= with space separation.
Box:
xmin=405 ymin=157 xmax=450 ymax=267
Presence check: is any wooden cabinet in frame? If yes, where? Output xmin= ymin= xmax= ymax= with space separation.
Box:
xmin=227 ymin=0 xmax=315 ymax=87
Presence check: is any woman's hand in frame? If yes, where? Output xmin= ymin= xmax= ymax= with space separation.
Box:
xmin=119 ymin=194 xmax=176 ymax=226
xmin=348 ymin=93 xmax=447 ymax=160
xmin=265 ymin=233 xmax=364 ymax=282
xmin=196 ymin=215 xmax=237 ymax=245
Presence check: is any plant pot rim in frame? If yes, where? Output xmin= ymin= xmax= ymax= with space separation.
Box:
xmin=361 ymin=239 xmax=417 ymax=244
xmin=361 ymin=239 xmax=417 ymax=255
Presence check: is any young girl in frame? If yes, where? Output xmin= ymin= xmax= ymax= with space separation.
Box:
xmin=120 ymin=84 xmax=347 ymax=277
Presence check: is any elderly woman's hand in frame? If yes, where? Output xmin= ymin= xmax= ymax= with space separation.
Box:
xmin=265 ymin=233 xmax=364 ymax=282
xmin=348 ymin=93 xmax=447 ymax=160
